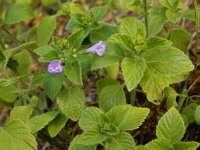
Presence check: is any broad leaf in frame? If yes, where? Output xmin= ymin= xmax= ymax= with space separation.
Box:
xmin=48 ymin=113 xmax=68 ymax=137
xmin=27 ymin=111 xmax=58 ymax=133
xmin=43 ymin=73 xmax=63 ymax=100
xmin=90 ymin=6 xmax=107 ymax=22
xmin=0 ymin=85 xmax=18 ymax=103
xmin=37 ymin=16 xmax=56 ymax=46
xmin=107 ymin=105 xmax=150 ymax=131
xmin=5 ymin=4 xmax=34 ymax=24
xmin=122 ymin=57 xmax=146 ymax=91
xmin=0 ymin=120 xmax=37 ymax=150
xmin=145 ymin=139 xmax=171 ymax=150
xmin=120 ymin=0 xmax=137 ymax=11
xmin=69 ymin=135 xmax=97 ymax=150
xmin=57 ymin=88 xmax=85 ymax=121
xmin=105 ymin=132 xmax=136 ymax=150
xmin=173 ymin=142 xmax=200 ymax=150
xmin=164 ymin=87 xmax=178 ymax=109
xmin=99 ymin=85 xmax=126 ymax=112
xmin=64 ymin=60 xmax=82 ymax=85
xmin=156 ymin=107 xmax=185 ymax=144
xmin=146 ymin=37 xmax=172 ymax=49
xmin=182 ymin=103 xmax=198 ymax=124
xmin=195 ymin=105 xmax=200 ymax=125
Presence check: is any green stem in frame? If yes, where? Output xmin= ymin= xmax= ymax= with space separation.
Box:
xmin=1 ymin=26 xmax=21 ymax=44
xmin=143 ymin=0 xmax=148 ymax=37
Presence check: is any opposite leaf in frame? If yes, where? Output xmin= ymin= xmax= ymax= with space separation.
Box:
xmin=156 ymin=107 xmax=185 ymax=144
xmin=122 ymin=57 xmax=146 ymax=91
xmin=107 ymin=105 xmax=150 ymax=131
xmin=57 ymin=88 xmax=85 ymax=121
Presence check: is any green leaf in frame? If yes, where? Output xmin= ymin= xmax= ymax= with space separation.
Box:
xmin=5 ymin=4 xmax=34 ymax=24
xmin=48 ymin=113 xmax=68 ymax=137
xmin=105 ymin=132 xmax=136 ymax=150
xmin=8 ymin=106 xmax=33 ymax=123
xmin=0 ymin=50 xmax=5 ymax=63
xmin=119 ymin=0 xmax=137 ymax=11
xmin=91 ymin=55 xmax=122 ymax=70
xmin=99 ymin=85 xmax=126 ymax=112
xmin=96 ymin=77 xmax=119 ymax=95
xmin=0 ymin=120 xmax=37 ymax=150
xmin=105 ymin=62 xmax=119 ymax=80
xmin=27 ymin=111 xmax=58 ymax=133
xmin=43 ymin=73 xmax=63 ymax=100
xmin=107 ymin=105 xmax=150 ymax=131
xmin=169 ymin=28 xmax=190 ymax=52
xmin=156 ymin=107 xmax=185 ymax=144
xmin=57 ymin=88 xmax=85 ymax=121
xmin=90 ymin=6 xmax=107 ymax=22
xmin=142 ymin=46 xmax=194 ymax=76
xmin=64 ymin=60 xmax=82 ymax=85
xmin=164 ymin=87 xmax=178 ymax=109
xmin=122 ymin=57 xmax=146 ymax=91
xmin=119 ymin=17 xmax=146 ymax=38
xmin=173 ymin=142 xmax=200 ymax=150
xmin=90 ymin=23 xmax=117 ymax=43
xmin=0 ymin=85 xmax=18 ymax=103
xmin=145 ymin=139 xmax=171 ymax=150
xmin=182 ymin=103 xmax=198 ymax=124
xmin=159 ymin=0 xmax=180 ymax=10
xmin=15 ymin=0 xmax=32 ymax=4
xmin=69 ymin=135 xmax=97 ymax=150
xmin=195 ymin=105 xmax=200 ymax=125
xmin=37 ymin=16 xmax=56 ymax=46
xmin=79 ymin=107 xmax=106 ymax=131
xmin=146 ymin=37 xmax=172 ymax=49
xmin=34 ymin=45 xmax=56 ymax=56
xmin=166 ymin=9 xmax=182 ymax=23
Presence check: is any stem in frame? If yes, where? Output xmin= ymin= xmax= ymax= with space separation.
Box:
xmin=143 ymin=0 xmax=148 ymax=37
xmin=1 ymin=26 xmax=21 ymax=44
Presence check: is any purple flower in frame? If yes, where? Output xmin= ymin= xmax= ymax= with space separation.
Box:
xmin=48 ymin=60 xmax=63 ymax=74
xmin=86 ymin=41 xmax=106 ymax=56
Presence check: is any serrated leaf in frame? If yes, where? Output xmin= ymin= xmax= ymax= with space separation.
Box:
xmin=122 ymin=57 xmax=146 ymax=91
xmin=142 ymin=46 xmax=194 ymax=76
xmin=146 ymin=37 xmax=172 ymax=49
xmin=5 ymin=4 xmax=35 ymax=24
xmin=119 ymin=17 xmax=146 ymax=38
xmin=0 ymin=85 xmax=18 ymax=103
xmin=0 ymin=120 xmax=37 ymax=150
xmin=156 ymin=107 xmax=185 ymax=144
xmin=169 ymin=28 xmax=190 ymax=52
xmin=64 ymin=60 xmax=82 ymax=85
xmin=37 ymin=16 xmax=56 ymax=46
xmin=57 ymin=88 xmax=85 ymax=121
xmin=105 ymin=132 xmax=136 ymax=150
xmin=27 ymin=111 xmax=58 ymax=133
xmin=91 ymin=56 xmax=122 ymax=70
xmin=99 ymin=85 xmax=126 ymax=112
xmin=8 ymin=106 xmax=33 ymax=123
xmin=120 ymin=0 xmax=137 ymax=11
xmin=96 ymin=77 xmax=119 ymax=95
xmin=43 ymin=73 xmax=63 ymax=100
xmin=173 ymin=142 xmax=200 ymax=150
xmin=90 ymin=6 xmax=107 ymax=22
xmin=69 ymin=135 xmax=97 ymax=150
xmin=107 ymin=105 xmax=150 ymax=131
xmin=79 ymin=107 xmax=106 ymax=131
xmin=48 ymin=113 xmax=68 ymax=137
xmin=164 ymin=87 xmax=178 ymax=109
xmin=195 ymin=105 xmax=200 ymax=125
xmin=145 ymin=139 xmax=171 ymax=150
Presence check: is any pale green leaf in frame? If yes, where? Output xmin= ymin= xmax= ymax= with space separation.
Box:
xmin=64 ymin=60 xmax=82 ymax=85
xmin=99 ymin=85 xmax=126 ymax=112
xmin=27 ymin=111 xmax=58 ymax=133
xmin=120 ymin=0 xmax=137 ymax=11
xmin=156 ymin=107 xmax=185 ymax=144
xmin=5 ymin=4 xmax=34 ymax=24
xmin=0 ymin=85 xmax=18 ymax=103
xmin=119 ymin=17 xmax=146 ymax=38
xmin=173 ymin=142 xmax=200 ymax=150
xmin=146 ymin=37 xmax=172 ymax=49
xmin=105 ymin=132 xmax=136 ymax=150
xmin=8 ymin=106 xmax=33 ymax=123
xmin=90 ymin=6 xmax=107 ymax=22
xmin=195 ymin=105 xmax=200 ymax=125
xmin=37 ymin=16 xmax=56 ymax=46
xmin=145 ymin=139 xmax=171 ymax=150
xmin=122 ymin=57 xmax=146 ymax=91
xmin=107 ymin=105 xmax=150 ymax=130
xmin=69 ymin=135 xmax=97 ymax=150
xmin=182 ymin=103 xmax=198 ymax=124
xmin=79 ymin=107 xmax=106 ymax=131
xmin=164 ymin=87 xmax=178 ymax=109
xmin=48 ymin=113 xmax=68 ymax=137
xmin=0 ymin=120 xmax=37 ymax=150
xmin=105 ymin=62 xmax=119 ymax=80
xmin=43 ymin=73 xmax=63 ymax=100
xmin=57 ymin=88 xmax=85 ymax=121
xmin=169 ymin=28 xmax=190 ymax=52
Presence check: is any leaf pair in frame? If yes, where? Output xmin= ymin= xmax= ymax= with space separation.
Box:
xmin=69 ymin=105 xmax=150 ymax=150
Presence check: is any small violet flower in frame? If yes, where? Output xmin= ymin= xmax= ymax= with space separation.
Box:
xmin=86 ymin=41 xmax=106 ymax=56
xmin=48 ymin=60 xmax=63 ymax=74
